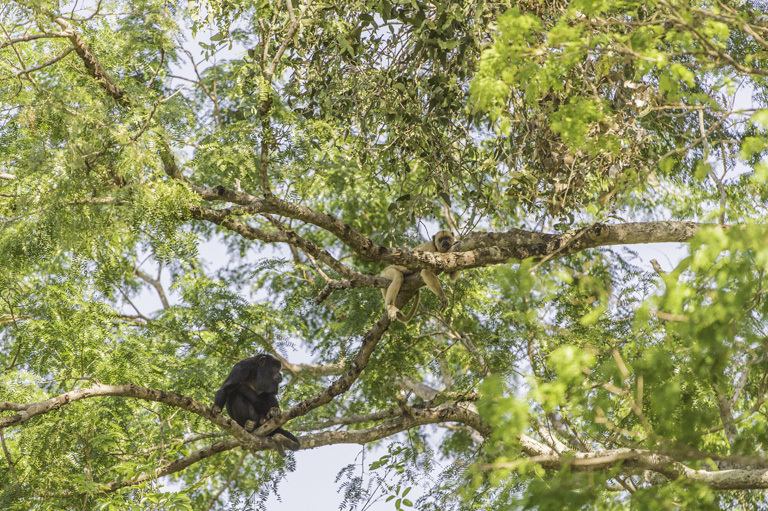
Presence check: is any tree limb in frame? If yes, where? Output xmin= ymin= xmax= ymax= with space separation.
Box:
xmin=251 ymin=310 xmax=394 ymax=436
xmin=53 ymin=17 xmax=129 ymax=106
xmin=0 ymin=383 xmax=284 ymax=454
xmin=482 ymin=445 xmax=768 ymax=491
xmin=192 ymin=188 xmax=706 ymax=271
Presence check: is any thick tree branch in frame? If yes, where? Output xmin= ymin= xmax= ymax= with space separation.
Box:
xmin=192 ymin=186 xmax=706 ymax=271
xmin=53 ymin=17 xmax=128 ymax=106
xmin=272 ymin=354 xmax=347 ymax=377
xmin=482 ymin=445 xmax=768 ymax=491
xmin=0 ymin=383 xmax=284 ymax=454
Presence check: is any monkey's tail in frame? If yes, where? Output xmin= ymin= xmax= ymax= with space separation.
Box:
xmin=272 ymin=428 xmax=300 ymax=448
xmin=397 ymin=290 xmax=420 ymax=323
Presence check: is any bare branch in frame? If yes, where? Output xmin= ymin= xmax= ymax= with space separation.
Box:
xmin=0 ymin=31 xmax=69 ymax=50
xmin=133 ymin=266 xmax=170 ymax=309
xmin=0 ymin=431 xmax=15 ymax=479
xmin=16 ymin=46 xmax=74 ymax=76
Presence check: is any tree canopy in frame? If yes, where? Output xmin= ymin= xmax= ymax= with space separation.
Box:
xmin=2 ymin=0 xmax=768 ymax=509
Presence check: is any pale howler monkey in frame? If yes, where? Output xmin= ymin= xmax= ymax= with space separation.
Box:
xmin=213 ymin=354 xmax=300 ymax=455
xmin=381 ymin=230 xmax=459 ymax=323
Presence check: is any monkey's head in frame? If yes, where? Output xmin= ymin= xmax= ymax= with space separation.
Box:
xmin=253 ymin=354 xmax=283 ymax=394
xmin=433 ymin=230 xmax=455 ymax=253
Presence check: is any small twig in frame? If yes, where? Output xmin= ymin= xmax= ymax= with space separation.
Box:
xmin=0 ymin=431 xmax=15 ymax=478
xmin=131 ymin=85 xmax=186 ymax=142
xmin=133 ymin=266 xmax=170 ymax=309
xmin=204 ymin=451 xmax=247 ymax=511
xmin=16 ymin=47 xmax=75 ymax=77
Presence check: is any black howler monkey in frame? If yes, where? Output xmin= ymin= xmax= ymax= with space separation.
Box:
xmin=213 ymin=354 xmax=300 ymax=453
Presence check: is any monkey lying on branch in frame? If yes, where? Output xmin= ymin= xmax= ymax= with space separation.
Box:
xmin=381 ymin=230 xmax=460 ymax=323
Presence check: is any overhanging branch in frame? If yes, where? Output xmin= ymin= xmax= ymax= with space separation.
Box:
xmin=191 ymin=205 xmax=386 ymax=288
xmin=191 ymin=186 xmax=707 ymax=271
xmin=0 ymin=383 xmax=282 ymax=454
xmin=486 ymin=444 xmax=768 ymax=491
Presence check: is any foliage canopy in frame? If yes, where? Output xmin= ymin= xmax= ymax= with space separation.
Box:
xmin=2 ymin=0 xmax=768 ymax=509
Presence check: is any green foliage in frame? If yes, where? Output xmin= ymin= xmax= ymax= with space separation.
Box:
xmin=2 ymin=0 xmax=768 ymax=509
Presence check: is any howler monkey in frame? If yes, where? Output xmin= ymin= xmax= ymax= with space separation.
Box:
xmin=213 ymin=354 xmax=300 ymax=453
xmin=381 ymin=230 xmax=460 ymax=323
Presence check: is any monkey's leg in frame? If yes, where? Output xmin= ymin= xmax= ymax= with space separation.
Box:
xmin=381 ymin=267 xmax=405 ymax=321
xmin=421 ymin=269 xmax=448 ymax=310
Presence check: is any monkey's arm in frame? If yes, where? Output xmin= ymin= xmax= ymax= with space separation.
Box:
xmin=412 ymin=240 xmax=438 ymax=252
xmin=421 ymin=269 xmax=449 ymax=309
xmin=213 ymin=362 xmax=252 ymax=411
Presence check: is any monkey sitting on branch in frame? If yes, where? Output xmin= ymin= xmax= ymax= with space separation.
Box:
xmin=212 ymin=354 xmax=300 ymax=455
xmin=381 ymin=230 xmax=460 ymax=323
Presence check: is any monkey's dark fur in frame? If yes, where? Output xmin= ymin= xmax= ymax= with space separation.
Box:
xmin=213 ymin=354 xmax=300 ymax=453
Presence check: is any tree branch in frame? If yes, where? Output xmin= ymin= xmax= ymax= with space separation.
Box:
xmin=191 ymin=205 xmax=386 ymax=287
xmin=251 ymin=310 xmax=394 ymax=436
xmin=16 ymin=46 xmax=75 ymax=77
xmin=53 ymin=17 xmax=128 ymax=106
xmin=0 ymin=383 xmax=285 ymax=454
xmin=0 ymin=31 xmax=69 ymax=50
xmin=133 ymin=266 xmax=170 ymax=310
xmin=482 ymin=445 xmax=768 ymax=491
xmin=192 ymin=186 xmax=707 ymax=270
